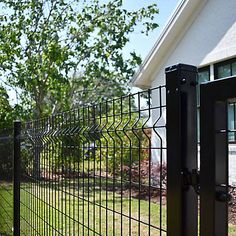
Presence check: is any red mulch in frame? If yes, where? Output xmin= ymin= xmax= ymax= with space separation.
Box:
xmin=229 ymin=187 xmax=236 ymax=225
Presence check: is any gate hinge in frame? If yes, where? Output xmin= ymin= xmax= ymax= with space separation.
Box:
xmin=182 ymin=169 xmax=200 ymax=195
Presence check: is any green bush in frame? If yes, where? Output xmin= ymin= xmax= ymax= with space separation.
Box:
xmin=0 ymin=130 xmax=13 ymax=180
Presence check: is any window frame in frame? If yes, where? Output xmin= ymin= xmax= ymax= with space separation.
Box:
xmin=228 ymin=102 xmax=236 ymax=143
xmin=214 ymin=57 xmax=236 ymax=143
xmin=214 ymin=57 xmax=236 ymax=80
xmin=197 ymin=66 xmax=210 ymax=107
xmin=197 ymin=66 xmax=210 ymax=142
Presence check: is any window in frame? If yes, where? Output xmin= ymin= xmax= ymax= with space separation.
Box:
xmin=197 ymin=67 xmax=210 ymax=106
xmin=214 ymin=58 xmax=236 ymax=79
xmin=228 ymin=103 xmax=236 ymax=142
xmin=232 ymin=62 xmax=236 ymax=75
xmin=215 ymin=58 xmax=236 ymax=142
xmin=197 ymin=67 xmax=210 ymax=141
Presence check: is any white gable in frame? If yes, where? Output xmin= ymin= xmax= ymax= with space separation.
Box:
xmin=132 ymin=0 xmax=236 ymax=88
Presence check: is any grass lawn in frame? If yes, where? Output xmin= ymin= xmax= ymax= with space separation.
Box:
xmin=1 ymin=179 xmax=236 ymax=236
xmin=0 ymin=178 xmax=166 ymax=235
xmin=0 ymin=182 xmax=13 ymax=236
xmin=230 ymin=224 xmax=236 ymax=236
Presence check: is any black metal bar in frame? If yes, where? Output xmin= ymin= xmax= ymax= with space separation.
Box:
xmin=166 ymin=64 xmax=198 ymax=236
xmin=200 ymin=76 xmax=236 ymax=236
xmin=13 ymin=121 xmax=21 ymax=236
xmin=215 ymin=102 xmax=228 ymax=235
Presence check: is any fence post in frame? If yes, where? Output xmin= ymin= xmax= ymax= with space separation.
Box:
xmin=166 ymin=64 xmax=198 ymax=236
xmin=13 ymin=121 xmax=21 ymax=236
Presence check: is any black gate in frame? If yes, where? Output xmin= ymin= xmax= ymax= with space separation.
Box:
xmin=200 ymin=76 xmax=236 ymax=236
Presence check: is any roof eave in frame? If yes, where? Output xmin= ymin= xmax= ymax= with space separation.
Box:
xmin=131 ymin=0 xmax=208 ymax=88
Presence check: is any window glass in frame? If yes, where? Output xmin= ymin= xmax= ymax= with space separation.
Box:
xmin=228 ymin=103 xmax=235 ymax=142
xmin=232 ymin=62 xmax=236 ymax=76
xmin=198 ymin=70 xmax=210 ymax=83
xmin=217 ymin=64 xmax=231 ymax=78
xmin=197 ymin=67 xmax=210 ymax=142
xmin=197 ymin=109 xmax=200 ymax=142
xmin=197 ymin=69 xmax=210 ymax=106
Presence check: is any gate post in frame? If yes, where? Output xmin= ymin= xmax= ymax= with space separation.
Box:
xmin=166 ymin=64 xmax=198 ymax=236
xmin=13 ymin=121 xmax=21 ymax=236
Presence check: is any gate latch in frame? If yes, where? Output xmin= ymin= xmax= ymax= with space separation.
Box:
xmin=182 ymin=169 xmax=200 ymax=195
xmin=216 ymin=184 xmax=232 ymax=202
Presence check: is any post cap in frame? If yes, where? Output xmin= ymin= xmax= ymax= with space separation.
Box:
xmin=165 ymin=63 xmax=198 ymax=73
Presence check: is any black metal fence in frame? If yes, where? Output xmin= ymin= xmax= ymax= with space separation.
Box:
xmin=0 ymin=64 xmax=200 ymax=236
xmin=17 ymin=86 xmax=167 ymax=235
xmin=0 ymin=128 xmax=14 ymax=235
xmin=2 ymin=64 xmax=236 ymax=236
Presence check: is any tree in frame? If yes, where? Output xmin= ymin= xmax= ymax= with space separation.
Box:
xmin=0 ymin=86 xmax=13 ymax=178
xmin=0 ymin=86 xmax=14 ymax=128
xmin=0 ymin=0 xmax=158 ymax=118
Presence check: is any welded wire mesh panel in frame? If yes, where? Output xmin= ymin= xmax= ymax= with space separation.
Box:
xmin=20 ymin=85 xmax=166 ymax=235
xmin=0 ymin=128 xmax=14 ymax=236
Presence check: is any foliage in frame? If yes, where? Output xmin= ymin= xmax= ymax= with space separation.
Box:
xmin=0 ymin=129 xmax=13 ymax=179
xmin=0 ymin=0 xmax=158 ymax=118
xmin=124 ymin=159 xmax=167 ymax=187
xmin=0 ymin=86 xmax=25 ymax=178
xmin=0 ymin=86 xmax=13 ymax=129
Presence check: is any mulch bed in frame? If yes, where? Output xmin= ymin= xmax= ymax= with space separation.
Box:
xmin=229 ymin=187 xmax=236 ymax=225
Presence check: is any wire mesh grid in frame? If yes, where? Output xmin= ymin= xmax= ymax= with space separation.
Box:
xmin=18 ymin=86 xmax=167 ymax=235
xmin=0 ymin=128 xmax=14 ymax=235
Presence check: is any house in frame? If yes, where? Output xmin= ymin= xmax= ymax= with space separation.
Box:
xmin=131 ymin=0 xmax=236 ymax=181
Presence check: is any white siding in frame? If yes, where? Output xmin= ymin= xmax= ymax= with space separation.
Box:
xmin=152 ymin=0 xmax=236 ymax=88
xmin=151 ymin=0 xmax=236 ymax=167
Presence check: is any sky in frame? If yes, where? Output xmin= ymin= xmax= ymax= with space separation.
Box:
xmin=120 ymin=0 xmax=180 ymax=118
xmin=123 ymin=0 xmax=180 ymax=60
xmin=123 ymin=0 xmax=180 ymax=94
